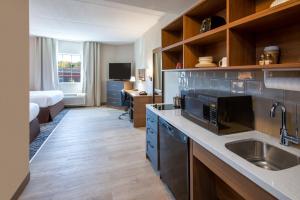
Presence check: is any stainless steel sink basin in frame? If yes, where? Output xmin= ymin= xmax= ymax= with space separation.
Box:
xmin=225 ymin=139 xmax=300 ymax=171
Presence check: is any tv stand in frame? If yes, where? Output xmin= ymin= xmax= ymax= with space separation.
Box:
xmin=106 ymin=80 xmax=132 ymax=107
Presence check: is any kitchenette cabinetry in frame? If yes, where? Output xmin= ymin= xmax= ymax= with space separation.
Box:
xmin=190 ymin=140 xmax=276 ymax=200
xmin=146 ymin=109 xmax=159 ymax=171
xmin=146 ymin=105 xmax=281 ymax=200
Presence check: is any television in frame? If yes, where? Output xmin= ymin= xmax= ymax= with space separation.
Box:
xmin=109 ymin=63 xmax=131 ymax=80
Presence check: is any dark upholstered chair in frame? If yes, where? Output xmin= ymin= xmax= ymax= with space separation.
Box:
xmin=118 ymin=90 xmax=130 ymax=119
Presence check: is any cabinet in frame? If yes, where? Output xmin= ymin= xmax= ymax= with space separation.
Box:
xmin=127 ymin=91 xmax=162 ymax=127
xmin=106 ymin=80 xmax=132 ymax=107
xmin=146 ymin=108 xmax=159 ymax=171
xmin=190 ymin=140 xmax=276 ymax=200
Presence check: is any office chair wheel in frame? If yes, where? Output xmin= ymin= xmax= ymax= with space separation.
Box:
xmin=118 ymin=111 xmax=129 ymax=120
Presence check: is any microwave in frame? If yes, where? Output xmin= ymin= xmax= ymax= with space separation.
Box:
xmin=181 ymin=90 xmax=254 ymax=135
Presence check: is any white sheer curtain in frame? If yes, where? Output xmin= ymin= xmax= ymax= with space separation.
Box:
xmin=29 ymin=37 xmax=42 ymax=90
xmin=82 ymin=42 xmax=101 ymax=107
xmin=29 ymin=36 xmax=58 ymax=91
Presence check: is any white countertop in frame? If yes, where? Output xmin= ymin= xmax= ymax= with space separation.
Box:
xmin=147 ymin=105 xmax=300 ymax=200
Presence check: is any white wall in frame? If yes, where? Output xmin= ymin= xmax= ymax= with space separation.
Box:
xmin=134 ymin=14 xmax=180 ymax=103
xmin=100 ymin=44 xmax=134 ymax=103
xmin=0 ymin=0 xmax=29 ymax=199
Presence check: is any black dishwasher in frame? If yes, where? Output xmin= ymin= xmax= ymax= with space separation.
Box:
xmin=159 ymin=118 xmax=189 ymax=200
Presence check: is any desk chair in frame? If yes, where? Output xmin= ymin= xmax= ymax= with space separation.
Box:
xmin=119 ymin=90 xmax=130 ymax=120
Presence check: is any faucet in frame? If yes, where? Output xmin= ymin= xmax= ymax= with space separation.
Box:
xmin=270 ymin=102 xmax=300 ymax=146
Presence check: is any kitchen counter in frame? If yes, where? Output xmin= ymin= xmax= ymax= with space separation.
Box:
xmin=146 ymin=105 xmax=300 ymax=200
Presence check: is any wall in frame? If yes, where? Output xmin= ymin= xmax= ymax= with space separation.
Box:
xmin=134 ymin=14 xmax=179 ymax=103
xmin=100 ymin=44 xmax=134 ymax=103
xmin=178 ymin=70 xmax=300 ymax=145
xmin=0 ymin=0 xmax=29 ymax=199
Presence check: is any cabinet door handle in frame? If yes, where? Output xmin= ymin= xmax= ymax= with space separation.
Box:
xmin=148 ymin=128 xmax=156 ymax=135
xmin=147 ymin=117 xmax=155 ymax=123
xmin=162 ymin=122 xmax=174 ymax=135
xmin=147 ymin=141 xmax=154 ymax=149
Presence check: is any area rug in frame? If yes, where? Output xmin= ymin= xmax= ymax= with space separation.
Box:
xmin=30 ymin=109 xmax=69 ymax=160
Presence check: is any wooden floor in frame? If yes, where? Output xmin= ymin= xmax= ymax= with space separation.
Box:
xmin=20 ymin=107 xmax=173 ymax=200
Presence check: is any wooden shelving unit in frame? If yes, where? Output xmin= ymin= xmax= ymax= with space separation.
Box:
xmin=161 ymin=0 xmax=300 ymax=71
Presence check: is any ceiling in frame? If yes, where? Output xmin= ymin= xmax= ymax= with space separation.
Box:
xmin=99 ymin=0 xmax=198 ymax=14
xmin=30 ymin=0 xmax=197 ymax=43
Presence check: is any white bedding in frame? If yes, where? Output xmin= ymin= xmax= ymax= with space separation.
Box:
xmin=29 ymin=103 xmax=40 ymax=122
xmin=30 ymin=90 xmax=64 ymax=108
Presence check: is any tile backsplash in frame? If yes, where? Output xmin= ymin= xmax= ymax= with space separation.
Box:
xmin=178 ymin=70 xmax=299 ymax=144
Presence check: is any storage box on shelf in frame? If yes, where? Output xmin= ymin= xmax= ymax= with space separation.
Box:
xmin=161 ymin=0 xmax=300 ymax=72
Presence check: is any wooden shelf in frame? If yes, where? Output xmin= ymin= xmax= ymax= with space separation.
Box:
xmin=162 ymin=16 xmax=183 ymax=48
xmin=184 ymin=27 xmax=227 ymax=68
xmin=162 ymin=0 xmax=300 ymax=72
xmin=185 ymin=26 xmax=227 ymax=45
xmin=162 ymin=44 xmax=183 ymax=70
xmin=162 ymin=63 xmax=300 ymax=72
xmin=261 ymin=63 xmax=300 ymax=70
xmin=183 ymin=0 xmax=226 ymax=39
xmin=162 ymin=41 xmax=183 ymax=52
xmin=229 ymin=0 xmax=300 ymax=31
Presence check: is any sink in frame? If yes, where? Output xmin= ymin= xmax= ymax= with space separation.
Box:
xmin=225 ymin=139 xmax=300 ymax=171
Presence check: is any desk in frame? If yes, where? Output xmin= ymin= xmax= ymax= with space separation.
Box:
xmin=125 ymin=90 xmax=162 ymax=127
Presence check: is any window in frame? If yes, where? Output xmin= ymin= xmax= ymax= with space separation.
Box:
xmin=57 ymin=53 xmax=81 ymax=83
xmin=57 ymin=40 xmax=83 ymax=83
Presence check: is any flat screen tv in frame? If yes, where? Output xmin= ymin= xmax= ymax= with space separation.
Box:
xmin=109 ymin=63 xmax=131 ymax=80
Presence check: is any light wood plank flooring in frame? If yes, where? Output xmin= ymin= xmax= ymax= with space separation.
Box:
xmin=20 ymin=107 xmax=173 ymax=200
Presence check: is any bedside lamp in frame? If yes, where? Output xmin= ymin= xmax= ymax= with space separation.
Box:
xmin=130 ymin=76 xmax=138 ymax=91
xmin=130 ymin=76 xmax=136 ymax=82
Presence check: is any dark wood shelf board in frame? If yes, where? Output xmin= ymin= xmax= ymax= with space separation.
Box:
xmin=162 ymin=41 xmax=183 ymax=52
xmin=185 ymin=25 xmax=227 ymax=46
xmin=162 ymin=63 xmax=300 ymax=72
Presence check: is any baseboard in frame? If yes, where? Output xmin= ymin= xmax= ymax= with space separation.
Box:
xmin=11 ymin=173 xmax=30 ymax=200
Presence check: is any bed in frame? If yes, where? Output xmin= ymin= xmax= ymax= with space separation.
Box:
xmin=30 ymin=103 xmax=40 ymax=143
xmin=30 ymin=90 xmax=64 ymax=123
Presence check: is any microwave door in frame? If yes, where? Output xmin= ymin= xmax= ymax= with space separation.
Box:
xmin=184 ymin=96 xmax=210 ymax=123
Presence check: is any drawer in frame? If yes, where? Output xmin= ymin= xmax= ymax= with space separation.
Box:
xmin=107 ymin=90 xmax=121 ymax=98
xmin=107 ymin=97 xmax=121 ymax=106
xmin=146 ymin=110 xmax=158 ymax=132
xmin=146 ymin=127 xmax=157 ymax=147
xmin=107 ymin=82 xmax=124 ymax=90
xmin=146 ymin=139 xmax=158 ymax=169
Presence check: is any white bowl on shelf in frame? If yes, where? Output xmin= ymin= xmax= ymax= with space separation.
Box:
xmin=198 ymin=56 xmax=213 ymax=63
xmin=195 ymin=63 xmax=217 ymax=68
